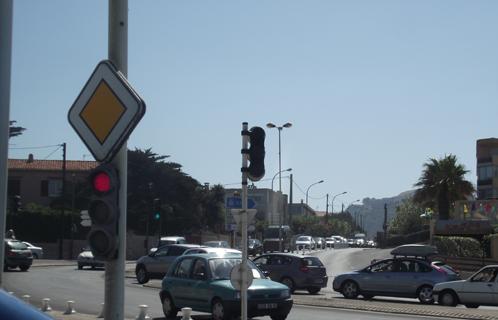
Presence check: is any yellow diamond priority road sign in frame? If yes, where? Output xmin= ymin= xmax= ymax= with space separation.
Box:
xmin=68 ymin=60 xmax=145 ymax=162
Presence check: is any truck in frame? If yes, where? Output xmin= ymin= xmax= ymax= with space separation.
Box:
xmin=263 ymin=225 xmax=293 ymax=252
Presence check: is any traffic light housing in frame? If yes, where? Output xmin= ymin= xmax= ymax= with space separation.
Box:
xmin=10 ymin=195 xmax=22 ymax=213
xmin=87 ymin=164 xmax=120 ymax=260
xmin=247 ymin=126 xmax=265 ymax=181
xmin=153 ymin=198 xmax=161 ymax=220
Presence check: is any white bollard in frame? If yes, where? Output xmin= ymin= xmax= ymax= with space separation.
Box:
xmin=63 ymin=300 xmax=76 ymax=315
xmin=181 ymin=307 xmax=193 ymax=320
xmin=22 ymin=295 xmax=30 ymax=303
xmin=136 ymin=304 xmax=151 ymax=320
xmin=41 ymin=298 xmax=52 ymax=312
xmin=97 ymin=302 xmax=105 ymax=318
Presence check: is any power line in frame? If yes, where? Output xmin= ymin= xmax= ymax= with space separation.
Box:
xmin=43 ymin=145 xmax=63 ymax=160
xmin=9 ymin=144 xmax=62 ymax=150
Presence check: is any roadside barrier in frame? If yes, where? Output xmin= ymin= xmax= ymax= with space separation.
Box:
xmin=63 ymin=300 xmax=76 ymax=315
xmin=136 ymin=304 xmax=151 ymax=320
xmin=41 ymin=298 xmax=52 ymax=312
xmin=97 ymin=302 xmax=105 ymax=318
xmin=181 ymin=307 xmax=193 ymax=320
xmin=22 ymin=294 xmax=30 ymax=303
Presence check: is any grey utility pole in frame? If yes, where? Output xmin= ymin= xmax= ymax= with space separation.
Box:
xmin=0 ymin=0 xmax=13 ymax=287
xmin=106 ymin=0 xmax=128 ymax=318
xmin=240 ymin=122 xmax=249 ymax=320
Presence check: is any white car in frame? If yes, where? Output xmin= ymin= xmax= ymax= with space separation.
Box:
xmin=22 ymin=242 xmax=43 ymax=259
xmin=77 ymin=247 xmax=104 ymax=270
xmin=183 ymin=247 xmax=241 ymax=255
xmin=295 ymin=236 xmax=314 ymax=250
xmin=434 ymin=265 xmax=498 ymax=308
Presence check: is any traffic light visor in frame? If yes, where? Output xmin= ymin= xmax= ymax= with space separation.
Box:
xmin=93 ymin=172 xmax=111 ymax=193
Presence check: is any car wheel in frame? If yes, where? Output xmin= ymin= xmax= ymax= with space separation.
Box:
xmin=281 ymin=277 xmax=295 ymax=293
xmin=19 ymin=265 xmax=30 ymax=272
xmin=212 ymin=298 xmax=231 ymax=320
xmin=135 ymin=265 xmax=150 ymax=284
xmin=161 ymin=293 xmax=178 ymax=319
xmin=439 ymin=290 xmax=458 ymax=307
xmin=417 ymin=285 xmax=434 ymax=304
xmin=465 ymin=304 xmax=479 ymax=308
xmin=307 ymin=287 xmax=320 ymax=295
xmin=341 ymin=280 xmax=359 ymax=299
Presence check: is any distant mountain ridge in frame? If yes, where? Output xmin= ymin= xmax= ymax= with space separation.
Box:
xmin=347 ymin=190 xmax=416 ymax=239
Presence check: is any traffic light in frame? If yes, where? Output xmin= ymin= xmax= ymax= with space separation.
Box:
xmin=87 ymin=164 xmax=120 ymax=260
xmin=247 ymin=126 xmax=265 ymax=181
xmin=153 ymin=198 xmax=161 ymax=220
xmin=11 ymin=195 xmax=22 ymax=213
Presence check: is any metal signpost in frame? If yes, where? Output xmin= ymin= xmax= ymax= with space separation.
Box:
xmin=240 ymin=122 xmax=250 ymax=320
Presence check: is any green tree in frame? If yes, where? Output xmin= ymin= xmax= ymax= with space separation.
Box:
xmin=9 ymin=120 xmax=26 ymax=138
xmin=413 ymin=154 xmax=474 ymax=220
xmin=388 ymin=198 xmax=425 ymax=235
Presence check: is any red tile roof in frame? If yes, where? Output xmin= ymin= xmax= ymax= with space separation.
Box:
xmin=8 ymin=159 xmax=99 ymax=171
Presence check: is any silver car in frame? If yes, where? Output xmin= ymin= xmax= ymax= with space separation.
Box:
xmin=434 ymin=265 xmax=498 ymax=308
xmin=332 ymin=257 xmax=460 ymax=304
xmin=135 ymin=243 xmax=200 ymax=284
xmin=22 ymin=242 xmax=43 ymax=259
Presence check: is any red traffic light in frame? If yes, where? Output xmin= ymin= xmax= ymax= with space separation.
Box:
xmin=93 ymin=172 xmax=111 ymax=193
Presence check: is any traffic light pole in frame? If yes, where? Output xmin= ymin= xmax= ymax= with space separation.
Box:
xmin=106 ymin=0 xmax=127 ymax=318
xmin=0 ymin=0 xmax=13 ymax=288
xmin=241 ymin=122 xmax=249 ymax=320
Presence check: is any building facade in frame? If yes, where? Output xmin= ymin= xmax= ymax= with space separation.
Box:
xmin=477 ymin=138 xmax=498 ymax=200
xmin=7 ymin=156 xmax=98 ymax=207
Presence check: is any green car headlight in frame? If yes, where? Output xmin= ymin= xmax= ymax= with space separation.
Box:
xmin=280 ymin=289 xmax=290 ymax=299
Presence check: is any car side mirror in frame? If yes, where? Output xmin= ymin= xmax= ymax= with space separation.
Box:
xmin=263 ymin=270 xmax=270 ymax=277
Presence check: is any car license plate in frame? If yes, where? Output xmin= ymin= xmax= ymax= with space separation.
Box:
xmin=257 ymin=303 xmax=277 ymax=310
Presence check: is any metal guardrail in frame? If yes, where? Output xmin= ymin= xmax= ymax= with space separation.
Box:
xmin=436 ymin=255 xmax=498 ymax=272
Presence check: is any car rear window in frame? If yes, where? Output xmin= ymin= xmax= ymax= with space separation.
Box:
xmin=168 ymin=246 xmax=189 ymax=256
xmin=7 ymin=241 xmax=28 ymax=250
xmin=302 ymin=257 xmax=323 ymax=267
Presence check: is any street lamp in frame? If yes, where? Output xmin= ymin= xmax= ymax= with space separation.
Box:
xmin=331 ymin=191 xmax=347 ymax=214
xmin=305 ymin=180 xmax=324 ymax=206
xmin=271 ymin=168 xmax=292 ymax=191
xmin=266 ymin=122 xmax=292 ymax=192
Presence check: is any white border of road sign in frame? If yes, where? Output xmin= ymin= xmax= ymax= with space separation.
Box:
xmin=68 ymin=60 xmax=145 ymax=162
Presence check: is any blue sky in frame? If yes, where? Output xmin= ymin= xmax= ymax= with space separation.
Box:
xmin=8 ymin=1 xmax=498 ymax=211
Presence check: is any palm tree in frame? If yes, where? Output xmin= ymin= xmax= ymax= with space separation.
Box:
xmin=9 ymin=120 xmax=26 ymax=138
xmin=413 ymin=154 xmax=475 ymax=220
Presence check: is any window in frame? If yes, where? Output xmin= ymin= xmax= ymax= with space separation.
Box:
xmin=155 ymin=246 xmax=169 ymax=257
xmin=471 ymin=267 xmax=498 ymax=282
xmin=192 ymin=259 xmax=207 ymax=279
xmin=370 ymin=260 xmax=393 ymax=273
xmin=41 ymin=179 xmax=62 ymax=197
xmin=254 ymin=256 xmax=269 ymax=265
xmin=167 ymin=246 xmax=187 ymax=256
xmin=173 ymin=258 xmax=193 ymax=279
xmin=7 ymin=179 xmax=20 ymax=197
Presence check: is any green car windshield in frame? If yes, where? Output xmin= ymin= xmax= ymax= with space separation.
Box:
xmin=209 ymin=258 xmax=264 ymax=280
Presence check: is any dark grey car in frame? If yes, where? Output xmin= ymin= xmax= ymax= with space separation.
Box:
xmin=4 ymin=239 xmax=32 ymax=271
xmin=135 ymin=244 xmax=200 ymax=284
xmin=332 ymin=257 xmax=460 ymax=304
xmin=253 ymin=253 xmax=328 ymax=294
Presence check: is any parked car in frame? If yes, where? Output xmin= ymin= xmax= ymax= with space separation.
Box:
xmin=248 ymin=238 xmax=263 ymax=256
xmin=434 ymin=265 xmax=498 ymax=308
xmin=22 ymin=242 xmax=43 ymax=259
xmin=159 ymin=252 xmax=293 ymax=320
xmin=253 ymin=253 xmax=328 ymax=294
xmin=149 ymin=236 xmax=186 ymax=253
xmin=4 ymin=239 xmax=32 ymax=271
xmin=183 ymin=247 xmax=241 ymax=255
xmin=332 ymin=257 xmax=460 ymax=303
xmin=294 ymin=236 xmax=314 ymax=250
xmin=203 ymin=240 xmax=230 ymax=248
xmin=136 ymin=244 xmax=200 ymax=284
xmin=77 ymin=247 xmax=104 ymax=270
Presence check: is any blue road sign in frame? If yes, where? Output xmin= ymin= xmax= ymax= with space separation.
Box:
xmin=226 ymin=197 xmax=256 ymax=209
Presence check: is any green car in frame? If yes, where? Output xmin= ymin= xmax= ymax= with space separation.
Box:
xmin=159 ymin=252 xmax=293 ymax=320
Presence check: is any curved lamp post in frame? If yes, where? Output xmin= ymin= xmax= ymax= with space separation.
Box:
xmin=331 ymin=191 xmax=347 ymax=214
xmin=271 ymin=168 xmax=292 ymax=191
xmin=266 ymin=122 xmax=292 ymax=192
xmin=305 ymin=180 xmax=324 ymax=206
